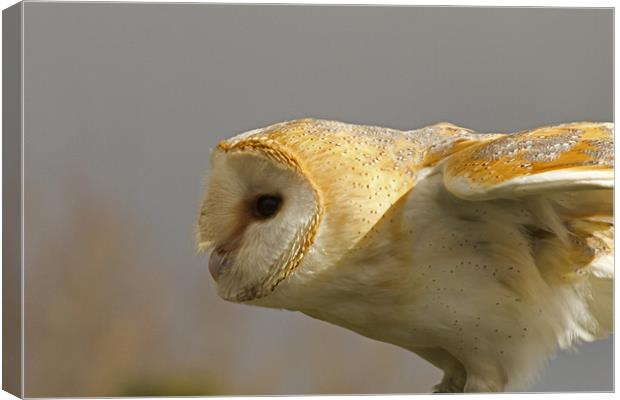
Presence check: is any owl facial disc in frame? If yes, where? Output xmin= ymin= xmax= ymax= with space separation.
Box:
xmin=198 ymin=147 xmax=321 ymax=302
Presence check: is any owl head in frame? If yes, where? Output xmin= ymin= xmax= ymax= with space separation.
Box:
xmin=197 ymin=119 xmax=421 ymax=304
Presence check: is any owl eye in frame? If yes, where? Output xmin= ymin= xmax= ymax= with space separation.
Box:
xmin=254 ymin=195 xmax=282 ymax=219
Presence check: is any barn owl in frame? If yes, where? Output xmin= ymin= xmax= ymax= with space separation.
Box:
xmin=197 ymin=119 xmax=613 ymax=393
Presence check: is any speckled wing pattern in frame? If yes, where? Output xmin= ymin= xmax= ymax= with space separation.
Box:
xmin=442 ymin=122 xmax=613 ymax=200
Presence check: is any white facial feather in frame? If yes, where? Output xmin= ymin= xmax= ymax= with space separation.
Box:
xmin=198 ymin=119 xmax=613 ymax=393
xmin=199 ymin=150 xmax=317 ymax=301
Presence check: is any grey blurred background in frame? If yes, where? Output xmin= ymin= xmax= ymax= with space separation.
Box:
xmin=22 ymin=3 xmax=612 ymax=396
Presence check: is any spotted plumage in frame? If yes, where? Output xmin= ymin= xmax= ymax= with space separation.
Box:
xmin=197 ymin=118 xmax=613 ymax=392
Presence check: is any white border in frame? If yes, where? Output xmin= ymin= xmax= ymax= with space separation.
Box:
xmin=4 ymin=0 xmax=619 ymax=6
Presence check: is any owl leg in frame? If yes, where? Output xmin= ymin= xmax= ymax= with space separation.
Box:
xmin=413 ymin=347 xmax=466 ymax=393
xmin=461 ymin=360 xmax=508 ymax=392
xmin=433 ymin=371 xmax=466 ymax=393
xmin=463 ymin=375 xmax=506 ymax=393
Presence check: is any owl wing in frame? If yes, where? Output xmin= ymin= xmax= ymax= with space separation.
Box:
xmin=441 ymin=122 xmax=613 ymax=201
xmin=439 ymin=122 xmax=613 ymax=338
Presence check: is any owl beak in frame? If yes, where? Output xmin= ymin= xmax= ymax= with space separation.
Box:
xmin=209 ymin=247 xmax=233 ymax=281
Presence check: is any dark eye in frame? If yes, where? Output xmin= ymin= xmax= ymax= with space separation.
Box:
xmin=254 ymin=195 xmax=282 ymax=219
